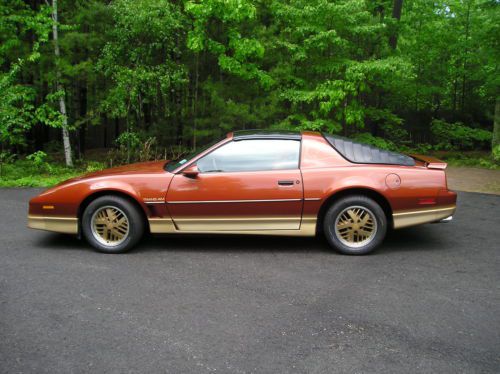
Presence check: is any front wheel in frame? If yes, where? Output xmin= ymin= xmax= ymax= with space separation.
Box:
xmin=82 ymin=196 xmax=145 ymax=254
xmin=323 ymin=195 xmax=387 ymax=255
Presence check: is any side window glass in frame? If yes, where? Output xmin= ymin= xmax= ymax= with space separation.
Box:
xmin=197 ymin=139 xmax=300 ymax=173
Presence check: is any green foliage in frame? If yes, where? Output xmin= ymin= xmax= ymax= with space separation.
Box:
xmin=34 ymin=92 xmax=67 ymax=129
xmin=110 ymin=131 xmax=168 ymax=164
xmin=438 ymin=151 xmax=499 ymax=170
xmin=0 ymin=151 xmax=107 ymax=187
xmin=26 ymin=150 xmax=48 ymax=165
xmin=0 ymin=0 xmax=498 ymax=170
xmin=0 ymin=151 xmax=15 ymax=164
xmin=98 ymin=0 xmax=187 ymax=126
xmin=447 ymin=158 xmax=499 ymax=170
xmin=0 ymin=158 xmax=81 ymax=187
xmin=493 ymin=145 xmax=500 ymax=162
xmin=270 ymin=0 xmax=413 ymax=133
xmin=0 ymin=81 xmax=37 ymax=146
xmin=26 ymin=150 xmax=52 ymax=172
xmin=85 ymin=161 xmax=106 ymax=173
xmin=431 ymin=119 xmax=492 ymax=151
xmin=0 ymin=0 xmax=52 ymax=147
xmin=185 ymin=0 xmax=272 ymax=88
xmin=408 ymin=143 xmax=433 ymax=155
xmin=365 ymin=108 xmax=407 ymax=143
xmin=115 ymin=131 xmax=142 ymax=151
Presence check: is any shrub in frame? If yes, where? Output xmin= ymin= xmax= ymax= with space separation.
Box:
xmin=115 ymin=131 xmax=142 ymax=152
xmin=85 ymin=161 xmax=105 ymax=173
xmin=0 ymin=158 xmax=84 ymax=187
xmin=0 ymin=151 xmax=15 ymax=164
xmin=430 ymin=119 xmax=492 ymax=151
xmin=365 ymin=107 xmax=408 ymax=143
xmin=26 ymin=150 xmax=47 ymax=165
xmin=408 ymin=143 xmax=433 ymax=154
xmin=113 ymin=131 xmax=164 ymax=164
xmin=26 ymin=150 xmax=52 ymax=172
xmin=0 ymin=151 xmax=16 ymax=178
xmin=493 ymin=144 xmax=500 ymax=162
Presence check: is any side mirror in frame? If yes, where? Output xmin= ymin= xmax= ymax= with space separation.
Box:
xmin=182 ymin=164 xmax=199 ymax=178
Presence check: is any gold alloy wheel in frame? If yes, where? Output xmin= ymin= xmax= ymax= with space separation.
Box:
xmin=334 ymin=205 xmax=378 ymax=248
xmin=91 ymin=206 xmax=130 ymax=247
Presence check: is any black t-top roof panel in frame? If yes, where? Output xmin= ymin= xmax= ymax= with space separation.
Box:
xmin=233 ymin=130 xmax=301 ymax=141
xmin=323 ymin=134 xmax=415 ymax=166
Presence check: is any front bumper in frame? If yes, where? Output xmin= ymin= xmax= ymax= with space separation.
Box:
xmin=28 ymin=215 xmax=78 ymax=234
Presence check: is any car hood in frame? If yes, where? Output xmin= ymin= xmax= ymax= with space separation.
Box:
xmin=54 ymin=160 xmax=169 ymax=187
xmin=81 ymin=160 xmax=169 ymax=178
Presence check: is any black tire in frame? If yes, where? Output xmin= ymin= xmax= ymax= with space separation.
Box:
xmin=323 ymin=195 xmax=387 ymax=255
xmin=81 ymin=195 xmax=145 ymax=254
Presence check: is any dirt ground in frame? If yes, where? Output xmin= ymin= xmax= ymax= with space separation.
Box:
xmin=446 ymin=167 xmax=500 ymax=195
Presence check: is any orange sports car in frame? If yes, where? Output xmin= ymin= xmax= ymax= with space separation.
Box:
xmin=28 ymin=130 xmax=457 ymax=255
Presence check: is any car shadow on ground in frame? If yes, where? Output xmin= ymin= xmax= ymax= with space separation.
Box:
xmin=379 ymin=226 xmax=450 ymax=253
xmin=35 ymin=224 xmax=450 ymax=255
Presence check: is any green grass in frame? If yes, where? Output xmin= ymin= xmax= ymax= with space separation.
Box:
xmin=445 ymin=158 xmax=500 ymax=170
xmin=430 ymin=151 xmax=499 ymax=170
xmin=0 ymin=160 xmax=103 ymax=187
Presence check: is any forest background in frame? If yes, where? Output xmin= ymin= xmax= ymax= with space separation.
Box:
xmin=0 ymin=0 xmax=498 ymax=186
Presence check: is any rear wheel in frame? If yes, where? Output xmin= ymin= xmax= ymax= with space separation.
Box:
xmin=323 ymin=195 xmax=387 ymax=255
xmin=82 ymin=196 xmax=145 ymax=253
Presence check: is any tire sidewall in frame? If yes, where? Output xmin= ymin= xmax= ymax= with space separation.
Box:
xmin=82 ymin=196 xmax=144 ymax=253
xmin=324 ymin=195 xmax=387 ymax=255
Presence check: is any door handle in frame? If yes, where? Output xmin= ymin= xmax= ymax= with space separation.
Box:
xmin=278 ymin=180 xmax=295 ymax=186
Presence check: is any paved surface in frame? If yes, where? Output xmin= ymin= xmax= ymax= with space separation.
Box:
xmin=0 ymin=189 xmax=499 ymax=374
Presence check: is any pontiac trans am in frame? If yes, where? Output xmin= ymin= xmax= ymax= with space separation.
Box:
xmin=28 ymin=130 xmax=457 ymax=255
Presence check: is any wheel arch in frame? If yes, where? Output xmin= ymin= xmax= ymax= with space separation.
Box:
xmin=77 ymin=190 xmax=149 ymax=237
xmin=316 ymin=187 xmax=393 ymax=234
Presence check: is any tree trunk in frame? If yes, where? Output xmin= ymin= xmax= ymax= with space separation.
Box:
xmin=78 ymin=84 xmax=87 ymax=156
xmin=493 ymin=97 xmax=500 ymax=155
xmin=51 ymin=0 xmax=73 ymax=167
xmin=389 ymin=0 xmax=404 ymax=49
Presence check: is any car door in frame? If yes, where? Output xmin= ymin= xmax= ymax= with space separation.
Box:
xmin=166 ymin=138 xmax=303 ymax=231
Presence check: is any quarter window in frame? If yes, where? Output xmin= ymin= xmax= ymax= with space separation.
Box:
xmin=197 ymin=139 xmax=300 ymax=173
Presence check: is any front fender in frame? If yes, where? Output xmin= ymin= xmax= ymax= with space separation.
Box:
xmin=29 ymin=177 xmax=150 ymax=218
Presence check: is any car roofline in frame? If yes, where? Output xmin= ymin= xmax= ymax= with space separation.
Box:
xmin=231 ymin=129 xmax=301 ymax=141
xmin=171 ymin=130 xmax=310 ymax=174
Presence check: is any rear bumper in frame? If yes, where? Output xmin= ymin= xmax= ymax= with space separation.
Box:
xmin=392 ymin=204 xmax=456 ymax=229
xmin=28 ymin=215 xmax=78 ymax=234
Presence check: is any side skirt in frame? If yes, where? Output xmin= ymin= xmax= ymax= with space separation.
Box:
xmin=148 ymin=216 xmax=317 ymax=237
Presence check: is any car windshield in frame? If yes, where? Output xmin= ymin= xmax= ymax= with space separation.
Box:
xmin=164 ymin=139 xmax=221 ymax=172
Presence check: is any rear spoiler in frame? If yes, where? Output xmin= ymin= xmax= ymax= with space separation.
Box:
xmin=409 ymin=154 xmax=447 ymax=170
